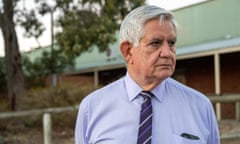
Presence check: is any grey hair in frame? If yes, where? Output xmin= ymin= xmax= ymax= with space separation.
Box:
xmin=120 ymin=5 xmax=177 ymax=47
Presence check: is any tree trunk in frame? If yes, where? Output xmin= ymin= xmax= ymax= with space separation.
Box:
xmin=0 ymin=0 xmax=25 ymax=111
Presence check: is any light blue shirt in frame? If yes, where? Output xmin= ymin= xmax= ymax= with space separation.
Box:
xmin=75 ymin=73 xmax=220 ymax=144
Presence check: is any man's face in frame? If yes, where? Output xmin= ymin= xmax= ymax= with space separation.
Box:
xmin=129 ymin=18 xmax=177 ymax=84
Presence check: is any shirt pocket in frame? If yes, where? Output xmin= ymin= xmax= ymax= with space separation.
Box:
xmin=171 ymin=133 xmax=206 ymax=144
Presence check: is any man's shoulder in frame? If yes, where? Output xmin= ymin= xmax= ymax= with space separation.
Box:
xmin=95 ymin=77 xmax=125 ymax=95
xmin=165 ymin=78 xmax=210 ymax=102
xmin=81 ymin=77 xmax=125 ymax=103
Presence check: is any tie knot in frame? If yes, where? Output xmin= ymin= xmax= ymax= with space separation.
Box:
xmin=140 ymin=91 xmax=154 ymax=99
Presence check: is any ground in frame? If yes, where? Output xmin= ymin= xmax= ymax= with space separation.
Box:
xmin=222 ymin=138 xmax=240 ymax=144
xmin=1 ymin=127 xmax=74 ymax=144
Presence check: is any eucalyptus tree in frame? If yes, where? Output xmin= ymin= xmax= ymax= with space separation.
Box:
xmin=0 ymin=0 xmax=145 ymax=110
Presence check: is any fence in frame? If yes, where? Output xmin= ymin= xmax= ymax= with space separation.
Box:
xmin=208 ymin=94 xmax=240 ymax=121
xmin=0 ymin=105 xmax=79 ymax=144
xmin=0 ymin=94 xmax=240 ymax=144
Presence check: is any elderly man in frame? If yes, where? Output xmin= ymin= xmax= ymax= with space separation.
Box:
xmin=75 ymin=5 xmax=220 ymax=144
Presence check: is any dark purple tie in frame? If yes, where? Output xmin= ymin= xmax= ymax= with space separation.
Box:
xmin=137 ymin=91 xmax=153 ymax=144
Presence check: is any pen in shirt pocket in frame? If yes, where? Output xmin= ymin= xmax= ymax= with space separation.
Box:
xmin=180 ymin=133 xmax=200 ymax=140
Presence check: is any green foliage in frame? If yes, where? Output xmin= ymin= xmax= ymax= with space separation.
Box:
xmin=21 ymin=0 xmax=145 ymax=87
xmin=16 ymin=9 xmax=45 ymax=39
xmin=22 ymin=47 xmax=73 ymax=87
xmin=2 ymin=0 xmax=145 ymax=90
xmin=55 ymin=0 xmax=145 ymax=59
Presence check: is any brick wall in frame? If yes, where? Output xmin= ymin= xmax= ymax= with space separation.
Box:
xmin=175 ymin=52 xmax=240 ymax=119
xmin=175 ymin=56 xmax=215 ymax=93
xmin=220 ymin=52 xmax=240 ymax=119
xmin=58 ymin=74 xmax=94 ymax=87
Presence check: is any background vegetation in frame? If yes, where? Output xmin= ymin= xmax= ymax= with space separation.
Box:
xmin=0 ymin=0 xmax=145 ymax=111
xmin=0 ymin=0 xmax=145 ymax=143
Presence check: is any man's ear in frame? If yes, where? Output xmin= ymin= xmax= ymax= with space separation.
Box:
xmin=120 ymin=41 xmax=133 ymax=62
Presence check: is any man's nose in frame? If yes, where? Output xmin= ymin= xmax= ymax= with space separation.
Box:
xmin=159 ymin=41 xmax=172 ymax=57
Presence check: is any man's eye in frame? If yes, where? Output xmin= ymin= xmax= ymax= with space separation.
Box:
xmin=150 ymin=41 xmax=161 ymax=47
xmin=168 ymin=40 xmax=176 ymax=47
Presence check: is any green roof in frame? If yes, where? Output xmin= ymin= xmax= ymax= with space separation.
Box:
xmin=71 ymin=40 xmax=125 ymax=74
xmin=173 ymin=0 xmax=240 ymax=47
xmin=24 ymin=0 xmax=240 ymax=74
xmin=23 ymin=45 xmax=60 ymax=62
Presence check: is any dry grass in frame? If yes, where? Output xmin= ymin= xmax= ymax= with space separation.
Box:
xmin=22 ymin=82 xmax=94 ymax=109
xmin=0 ymin=81 xmax=96 ymax=144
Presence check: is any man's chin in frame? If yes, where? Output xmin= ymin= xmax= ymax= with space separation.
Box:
xmin=155 ymin=72 xmax=173 ymax=80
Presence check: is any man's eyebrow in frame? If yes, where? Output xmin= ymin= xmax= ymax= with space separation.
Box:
xmin=150 ymin=37 xmax=176 ymax=41
xmin=150 ymin=38 xmax=162 ymax=41
xmin=169 ymin=37 xmax=177 ymax=41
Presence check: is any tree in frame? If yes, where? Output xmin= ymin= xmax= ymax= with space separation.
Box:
xmin=22 ymin=46 xmax=72 ymax=88
xmin=0 ymin=0 xmax=45 ymax=110
xmin=0 ymin=0 xmax=145 ymax=110
xmin=55 ymin=0 xmax=145 ymax=60
xmin=23 ymin=0 xmax=145 ymax=86
xmin=0 ymin=0 xmax=26 ymax=110
xmin=0 ymin=58 xmax=7 ymax=92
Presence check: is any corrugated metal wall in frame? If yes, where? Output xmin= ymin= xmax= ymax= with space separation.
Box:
xmin=174 ymin=0 xmax=240 ymax=47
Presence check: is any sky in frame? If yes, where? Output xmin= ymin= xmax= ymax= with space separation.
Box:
xmin=0 ymin=0 xmax=207 ymax=56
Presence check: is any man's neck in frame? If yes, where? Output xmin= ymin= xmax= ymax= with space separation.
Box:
xmin=128 ymin=72 xmax=164 ymax=91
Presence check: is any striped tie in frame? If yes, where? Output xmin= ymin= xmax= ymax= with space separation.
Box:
xmin=137 ymin=91 xmax=153 ymax=144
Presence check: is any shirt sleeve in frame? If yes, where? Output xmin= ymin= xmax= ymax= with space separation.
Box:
xmin=75 ymin=98 xmax=89 ymax=144
xmin=206 ymin=102 xmax=220 ymax=144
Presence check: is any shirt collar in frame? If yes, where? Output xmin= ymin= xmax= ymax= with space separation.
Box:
xmin=124 ymin=73 xmax=142 ymax=102
xmin=124 ymin=73 xmax=166 ymax=102
xmin=151 ymin=80 xmax=166 ymax=102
